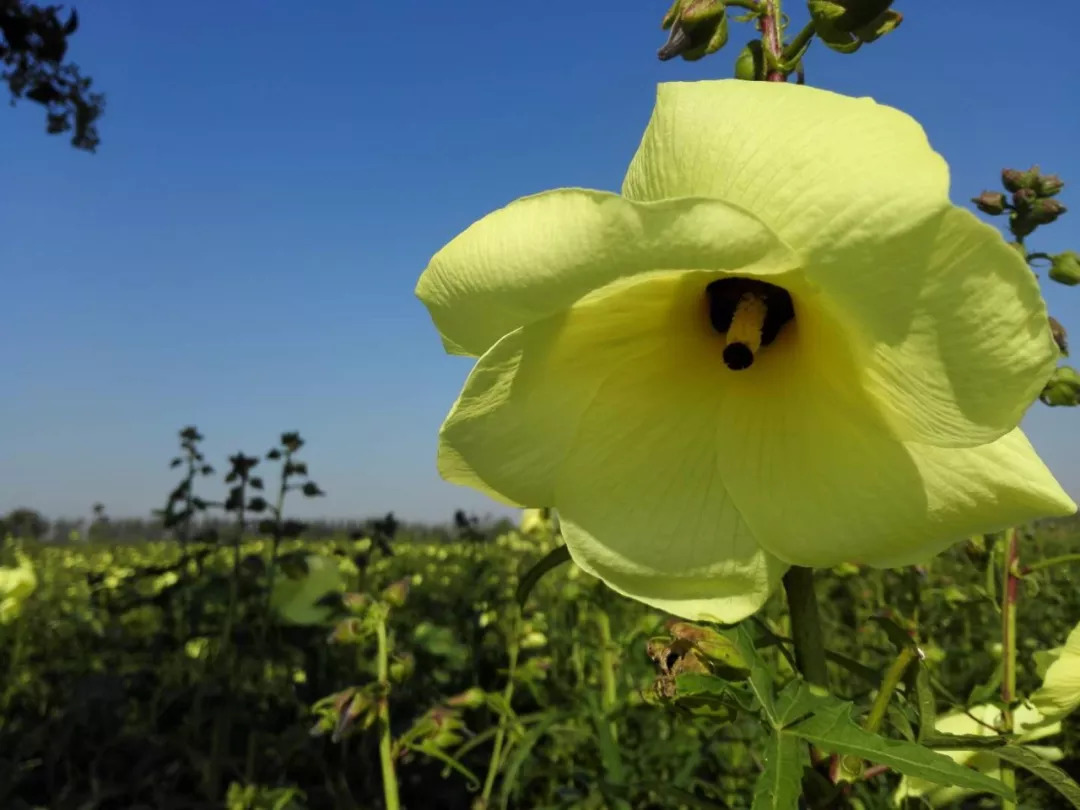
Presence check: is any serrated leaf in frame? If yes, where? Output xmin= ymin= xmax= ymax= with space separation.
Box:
xmin=988 ymin=745 xmax=1080 ymax=808
xmin=735 ymin=625 xmax=778 ymax=724
xmin=786 ymin=698 xmax=1015 ymax=801
xmin=751 ymin=731 xmax=806 ymax=810
xmin=673 ymin=672 xmax=758 ymax=713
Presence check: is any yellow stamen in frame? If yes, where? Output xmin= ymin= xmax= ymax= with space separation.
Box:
xmin=723 ymin=293 xmax=767 ymax=370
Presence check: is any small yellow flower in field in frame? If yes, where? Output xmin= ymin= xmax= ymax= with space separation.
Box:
xmin=416 ymin=80 xmax=1076 ymax=623
xmin=0 ymin=552 xmax=38 ymax=624
xmin=1031 ymin=620 xmax=1080 ymax=721
xmin=892 ymin=703 xmax=1062 ymax=807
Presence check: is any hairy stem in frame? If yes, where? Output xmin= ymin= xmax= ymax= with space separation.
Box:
xmin=760 ymin=0 xmax=786 ymax=81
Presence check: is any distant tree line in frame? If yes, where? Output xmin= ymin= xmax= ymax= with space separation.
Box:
xmin=0 ymin=506 xmax=517 ymax=545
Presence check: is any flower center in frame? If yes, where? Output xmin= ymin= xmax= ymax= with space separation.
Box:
xmin=705 ymin=278 xmax=795 ymax=371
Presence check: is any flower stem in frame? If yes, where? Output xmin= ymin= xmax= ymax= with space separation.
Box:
xmin=596 ymin=609 xmax=619 ymax=744
xmin=782 ymin=566 xmax=829 ymax=689
xmin=866 ymin=646 xmax=917 ymax=734
xmin=1023 ymin=552 xmax=1080 ymax=574
xmin=375 ymin=616 xmax=401 ymax=810
xmin=759 ymin=0 xmax=786 ymax=81
xmin=480 ymin=608 xmax=521 ymax=804
xmin=1000 ymin=528 xmax=1019 ymax=810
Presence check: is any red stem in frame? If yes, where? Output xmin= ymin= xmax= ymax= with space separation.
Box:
xmin=760 ymin=1 xmax=786 ymax=81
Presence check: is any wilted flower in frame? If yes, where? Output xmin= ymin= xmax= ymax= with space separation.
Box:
xmin=417 ymin=81 xmax=1074 ymax=622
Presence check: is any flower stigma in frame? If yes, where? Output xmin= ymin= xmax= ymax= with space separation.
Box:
xmin=705 ymin=277 xmax=795 ymax=370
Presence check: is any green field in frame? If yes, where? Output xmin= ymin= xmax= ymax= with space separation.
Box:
xmin=3 ymin=516 xmax=1080 ymax=810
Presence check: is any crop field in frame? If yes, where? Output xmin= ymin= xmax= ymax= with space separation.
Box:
xmin=3 ymin=515 xmax=1080 ymax=810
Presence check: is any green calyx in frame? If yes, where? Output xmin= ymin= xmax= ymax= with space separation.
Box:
xmin=734 ymin=39 xmax=765 ymax=80
xmin=1041 ymin=366 xmax=1080 ymax=407
xmin=1049 ymin=251 xmax=1080 ymax=286
xmin=808 ymin=0 xmax=901 ymax=52
xmin=659 ymin=0 xmax=729 ymax=62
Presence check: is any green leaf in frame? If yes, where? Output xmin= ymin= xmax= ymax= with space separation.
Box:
xmin=786 ymin=698 xmax=1016 ymax=801
xmin=734 ymin=624 xmax=778 ymax=724
xmin=751 ymin=731 xmax=806 ymax=810
xmin=497 ymin=712 xmax=562 ymax=810
xmin=515 ymin=544 xmax=570 ymax=607
xmin=673 ymin=672 xmax=758 ymax=713
xmin=988 ymin=745 xmax=1080 ymax=809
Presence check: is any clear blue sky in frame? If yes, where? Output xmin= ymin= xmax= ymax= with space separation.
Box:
xmin=2 ymin=1 xmax=1078 ymax=524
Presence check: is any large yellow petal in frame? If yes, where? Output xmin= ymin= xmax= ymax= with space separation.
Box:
xmin=624 ymin=81 xmax=1054 ymax=448
xmin=825 ymin=207 xmax=1059 ymax=448
xmin=622 ymin=81 xmax=949 ymax=261
xmin=715 ymin=357 xmax=1075 ymax=565
xmin=438 ymin=271 xmax=788 ymax=620
xmin=416 ymin=188 xmax=796 ymax=357
xmin=1032 ymin=622 xmax=1080 ymax=722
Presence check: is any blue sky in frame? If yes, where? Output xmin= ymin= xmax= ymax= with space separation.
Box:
xmin=2 ymin=1 xmax=1078 ymax=524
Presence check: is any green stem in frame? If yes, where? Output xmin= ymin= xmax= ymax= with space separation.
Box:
xmin=596 ymin=609 xmax=619 ymax=744
xmin=480 ymin=609 xmax=521 ymax=804
xmin=780 ymin=21 xmax=815 ymax=63
xmin=866 ymin=646 xmax=917 ymax=734
xmin=1000 ymin=528 xmax=1019 ymax=810
xmin=375 ymin=616 xmax=401 ymax=810
xmin=1023 ymin=552 xmax=1080 ymax=574
xmin=782 ymin=567 xmax=829 ymax=689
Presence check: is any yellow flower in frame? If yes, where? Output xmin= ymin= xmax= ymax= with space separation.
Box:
xmin=0 ymin=551 xmax=38 ymax=624
xmin=893 ymin=703 xmax=1062 ymax=807
xmin=1031 ymin=620 xmax=1080 ymax=721
xmin=416 ymin=80 xmax=1075 ymax=622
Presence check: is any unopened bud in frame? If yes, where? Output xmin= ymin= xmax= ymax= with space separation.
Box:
xmin=381 ymin=578 xmax=409 ymax=607
xmin=1049 ymin=317 xmax=1068 ymax=356
xmin=734 ymin=40 xmax=764 ymax=80
xmin=808 ymin=0 xmax=893 ymax=31
xmin=851 ymin=8 xmax=901 ymax=43
xmin=389 ymin=652 xmax=414 ymax=682
xmin=329 ymin=617 xmax=367 ymax=644
xmin=1002 ymin=166 xmax=1040 ymax=193
xmin=971 ymin=191 xmax=1007 ymax=215
xmin=1036 ymin=173 xmax=1065 ymax=197
xmin=658 ymin=0 xmax=729 ymax=62
xmin=447 ymin=687 xmax=487 ymax=708
xmin=342 ymin=592 xmax=370 ymax=614
xmin=1049 ymin=251 xmax=1080 ymax=286
xmin=1040 ymin=366 xmax=1080 ymax=407
xmin=1012 ymin=188 xmax=1037 ymax=213
xmin=1029 ymin=198 xmax=1067 ymax=226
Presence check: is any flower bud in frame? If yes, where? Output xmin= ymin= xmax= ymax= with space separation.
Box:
xmin=329 ymin=616 xmax=367 ymax=644
xmin=1049 ymin=316 xmax=1068 ymax=356
xmin=1036 ymin=173 xmax=1065 ymax=197
xmin=389 ymin=652 xmax=415 ymax=682
xmin=1040 ymin=366 xmax=1080 ymax=407
xmin=342 ymin=592 xmax=370 ymax=614
xmin=1049 ymin=251 xmax=1080 ymax=286
xmin=658 ymin=0 xmax=729 ymax=62
xmin=1012 ymin=188 xmax=1037 ymax=213
xmin=1002 ymin=166 xmax=1040 ymax=193
xmin=447 ymin=687 xmax=487 ymax=708
xmin=734 ymin=40 xmax=764 ymax=80
xmin=971 ymin=191 xmax=1007 ymax=216
xmin=808 ymin=0 xmax=894 ymax=31
xmin=1029 ymin=198 xmax=1067 ymax=226
xmin=380 ymin=578 xmax=409 ymax=607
